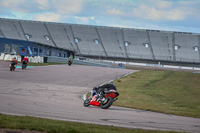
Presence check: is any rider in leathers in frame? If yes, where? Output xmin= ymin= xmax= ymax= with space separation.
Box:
xmin=93 ymin=82 xmax=117 ymax=99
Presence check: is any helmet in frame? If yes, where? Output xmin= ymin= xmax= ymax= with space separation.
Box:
xmin=93 ymin=87 xmax=98 ymax=91
xmin=13 ymin=57 xmax=16 ymax=59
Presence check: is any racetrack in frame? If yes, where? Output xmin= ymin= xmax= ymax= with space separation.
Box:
xmin=0 ymin=61 xmax=200 ymax=132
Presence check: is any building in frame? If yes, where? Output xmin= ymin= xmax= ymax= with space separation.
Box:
xmin=0 ymin=18 xmax=200 ymax=65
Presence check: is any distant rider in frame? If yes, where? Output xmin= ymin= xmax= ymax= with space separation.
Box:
xmin=22 ymin=57 xmax=29 ymax=67
xmin=68 ymin=57 xmax=72 ymax=66
xmin=11 ymin=57 xmax=18 ymax=65
xmin=22 ymin=57 xmax=29 ymax=63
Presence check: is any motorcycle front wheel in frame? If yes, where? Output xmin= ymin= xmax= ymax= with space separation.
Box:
xmin=100 ymin=97 xmax=114 ymax=109
xmin=83 ymin=98 xmax=90 ymax=107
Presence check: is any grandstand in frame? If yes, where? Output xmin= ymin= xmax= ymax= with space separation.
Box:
xmin=0 ymin=18 xmax=200 ymax=65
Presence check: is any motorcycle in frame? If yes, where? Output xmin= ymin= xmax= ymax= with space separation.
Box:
xmin=83 ymin=89 xmax=119 ymax=109
xmin=68 ymin=60 xmax=72 ymax=66
xmin=10 ymin=61 xmax=16 ymax=71
xmin=22 ymin=60 xmax=27 ymax=70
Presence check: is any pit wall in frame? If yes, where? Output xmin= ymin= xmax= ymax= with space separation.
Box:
xmin=0 ymin=53 xmax=44 ymax=63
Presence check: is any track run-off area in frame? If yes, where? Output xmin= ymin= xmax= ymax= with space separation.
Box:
xmin=0 ymin=61 xmax=200 ymax=132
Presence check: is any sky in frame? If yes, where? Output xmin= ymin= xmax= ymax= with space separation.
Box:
xmin=0 ymin=0 xmax=200 ymax=33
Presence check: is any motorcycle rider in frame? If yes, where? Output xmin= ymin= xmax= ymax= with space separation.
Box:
xmin=93 ymin=81 xmax=117 ymax=100
xmin=10 ymin=57 xmax=18 ymax=71
xmin=22 ymin=57 xmax=29 ymax=67
xmin=11 ymin=57 xmax=18 ymax=65
xmin=68 ymin=57 xmax=72 ymax=66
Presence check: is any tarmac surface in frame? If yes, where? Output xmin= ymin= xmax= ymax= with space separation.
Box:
xmin=0 ymin=60 xmax=200 ymax=132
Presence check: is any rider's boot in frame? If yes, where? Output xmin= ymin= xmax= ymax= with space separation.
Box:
xmin=99 ymin=94 xmax=106 ymax=101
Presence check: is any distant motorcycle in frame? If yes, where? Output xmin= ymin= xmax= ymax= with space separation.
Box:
xmin=22 ymin=60 xmax=27 ymax=70
xmin=83 ymin=89 xmax=119 ymax=109
xmin=10 ymin=61 xmax=16 ymax=71
xmin=68 ymin=58 xmax=72 ymax=66
xmin=68 ymin=60 xmax=72 ymax=66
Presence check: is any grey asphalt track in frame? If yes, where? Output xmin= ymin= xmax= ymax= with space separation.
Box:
xmin=0 ymin=61 xmax=200 ymax=132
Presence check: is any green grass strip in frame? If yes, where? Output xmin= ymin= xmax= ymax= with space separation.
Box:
xmin=113 ymin=70 xmax=200 ymax=118
xmin=0 ymin=114 xmax=182 ymax=133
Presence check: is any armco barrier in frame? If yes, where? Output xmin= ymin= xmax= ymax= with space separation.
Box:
xmin=104 ymin=60 xmax=200 ymax=71
xmin=73 ymin=59 xmax=122 ymax=68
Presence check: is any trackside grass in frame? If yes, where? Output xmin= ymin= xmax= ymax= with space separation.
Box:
xmin=0 ymin=114 xmax=182 ymax=133
xmin=113 ymin=70 xmax=200 ymax=118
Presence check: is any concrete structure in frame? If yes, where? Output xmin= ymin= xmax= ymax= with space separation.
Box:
xmin=0 ymin=18 xmax=200 ymax=65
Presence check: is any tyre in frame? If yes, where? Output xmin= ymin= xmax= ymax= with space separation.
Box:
xmin=100 ymin=97 xmax=114 ymax=109
xmin=10 ymin=66 xmax=12 ymax=71
xmin=83 ymin=98 xmax=90 ymax=107
xmin=22 ymin=65 xmax=25 ymax=69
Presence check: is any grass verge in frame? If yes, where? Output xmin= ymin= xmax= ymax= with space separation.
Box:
xmin=112 ymin=70 xmax=200 ymax=118
xmin=0 ymin=114 xmax=182 ymax=133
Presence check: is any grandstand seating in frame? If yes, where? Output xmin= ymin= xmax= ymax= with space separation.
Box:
xmin=149 ymin=32 xmax=173 ymax=61
xmin=71 ymin=25 xmax=106 ymax=56
xmin=0 ymin=18 xmax=200 ymax=64
xmin=45 ymin=23 xmax=75 ymax=50
xmin=174 ymin=33 xmax=199 ymax=63
xmin=123 ymin=29 xmax=153 ymax=60
xmin=20 ymin=21 xmax=55 ymax=47
xmin=97 ymin=27 xmax=126 ymax=58
xmin=0 ymin=19 xmax=25 ymax=40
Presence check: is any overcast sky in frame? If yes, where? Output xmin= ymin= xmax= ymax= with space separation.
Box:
xmin=0 ymin=0 xmax=200 ymax=33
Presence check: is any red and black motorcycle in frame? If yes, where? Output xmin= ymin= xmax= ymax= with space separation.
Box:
xmin=22 ymin=60 xmax=27 ymax=70
xmin=83 ymin=89 xmax=119 ymax=109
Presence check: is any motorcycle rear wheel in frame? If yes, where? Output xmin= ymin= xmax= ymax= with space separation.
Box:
xmin=100 ymin=97 xmax=114 ymax=109
xmin=83 ymin=98 xmax=90 ymax=107
xmin=10 ymin=66 xmax=14 ymax=71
